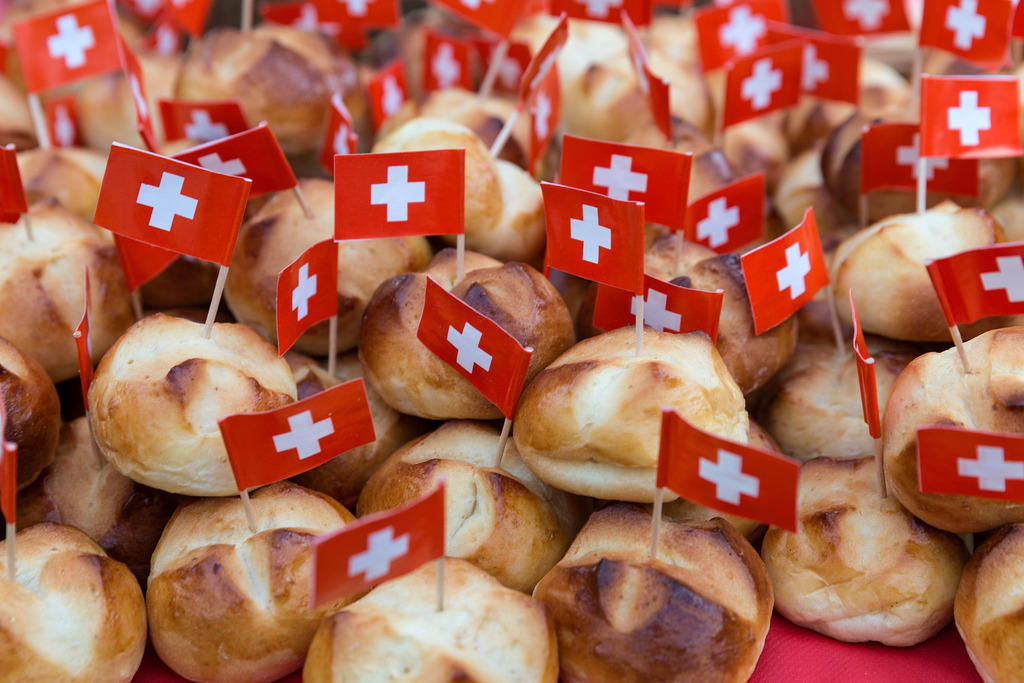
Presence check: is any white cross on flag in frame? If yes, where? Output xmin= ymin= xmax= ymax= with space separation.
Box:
xmin=321 ymin=93 xmax=359 ymax=174
xmin=919 ymin=0 xmax=1011 ymax=71
xmin=860 ymin=122 xmax=979 ymax=196
xmin=423 ymin=30 xmax=472 ymax=92
xmin=766 ymin=23 xmax=861 ymax=105
xmin=172 ymin=123 xmax=298 ymax=196
xmin=276 ymin=239 xmax=339 ymax=355
xmin=723 ymin=41 xmax=803 ymax=128
xmin=918 ymin=426 xmax=1024 ymax=502
xmin=920 ymin=75 xmax=1022 ymax=159
xmin=811 ymin=0 xmax=910 ymax=36
xmin=684 ymin=173 xmax=765 ymax=254
xmin=260 ymin=0 xmax=369 ymax=52
xmin=925 ymin=242 xmax=1024 ymax=326
xmin=158 ymin=99 xmax=249 ymax=143
xmin=694 ymin=0 xmax=788 ymax=72
xmin=219 ymin=378 xmax=376 ymax=491
xmin=311 ymin=485 xmax=444 ymax=608
xmin=93 ymin=143 xmax=252 ymax=266
xmin=592 ymin=273 xmax=725 ymax=342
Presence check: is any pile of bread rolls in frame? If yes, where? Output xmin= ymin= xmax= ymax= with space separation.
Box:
xmin=1 ymin=2 xmax=1023 ymax=682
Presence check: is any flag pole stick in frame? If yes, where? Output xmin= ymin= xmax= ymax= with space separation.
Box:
xmin=327 ymin=315 xmax=338 ymax=378
xmin=130 ymin=290 xmax=143 ymax=321
xmin=435 ymin=557 xmax=445 ymax=612
xmin=27 ymin=94 xmax=50 ymax=150
xmin=493 ymin=417 xmax=511 ymax=469
xmin=20 ymin=211 xmax=33 ymax=242
xmin=241 ymin=0 xmax=254 ymax=32
xmin=456 ymin=233 xmax=465 ymax=282
xmin=5 ymin=522 xmax=14 ymax=583
xmin=948 ymin=324 xmax=972 ymax=374
xmin=873 ymin=436 xmax=887 ymax=498
xmin=634 ymin=294 xmax=644 ymax=356
xmin=916 ymin=157 xmax=927 ymax=214
xmin=202 ymin=265 xmax=229 ymax=339
xmin=488 ymin=102 xmax=522 ymax=158
xmin=478 ymin=39 xmax=509 ymax=98
xmin=910 ymin=50 xmax=924 ymax=121
xmin=239 ymin=488 xmax=258 ymax=532
xmin=293 ymin=186 xmax=314 ymax=220
xmin=648 ymin=487 xmax=663 ymax=559
xmin=827 ymin=289 xmax=845 ymax=356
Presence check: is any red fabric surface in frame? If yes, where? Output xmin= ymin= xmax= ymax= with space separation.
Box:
xmin=133 ymin=613 xmax=980 ymax=682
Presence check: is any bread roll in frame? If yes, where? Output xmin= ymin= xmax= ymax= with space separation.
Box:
xmin=0 ymin=337 xmax=59 ymax=489
xmin=304 ymin=558 xmax=559 ymax=683
xmin=139 ymin=255 xmax=220 ymax=309
xmin=533 ymin=504 xmax=773 ymax=683
xmin=88 ymin=313 xmax=297 ymax=496
xmin=147 ymin=482 xmax=356 ymax=683
xmin=0 ymin=74 xmax=35 ymax=150
xmin=762 ymin=457 xmax=968 ymax=646
xmin=884 ymin=327 xmax=1024 ymax=533
xmin=774 ymin=145 xmax=856 ymax=242
xmin=17 ymin=147 xmax=107 ymax=223
xmin=0 ymin=523 xmax=147 ymax=682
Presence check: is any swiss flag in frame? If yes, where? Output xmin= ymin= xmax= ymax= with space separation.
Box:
xmin=920 ymin=75 xmax=1022 ymax=159
xmin=172 ymin=123 xmax=297 ymax=197
xmin=313 ymin=0 xmax=399 ymax=27
xmin=260 ymin=1 xmax=369 ymax=51
xmin=334 ymin=150 xmax=464 ymax=240
xmin=368 ymin=60 xmax=408 ymax=130
xmin=767 ymin=23 xmax=860 ymax=105
xmin=548 ymin=0 xmax=651 ymax=26
xmin=44 ymin=95 xmax=82 ymax=148
xmin=695 ymin=0 xmax=788 ymax=72
xmin=0 ymin=144 xmax=28 ymax=224
xmin=164 ymin=0 xmax=212 ymax=36
xmin=431 ymin=0 xmax=528 ymax=37
xmin=423 ymin=30 xmax=473 ymax=92
xmin=0 ymin=398 xmax=15 ymax=524
xmin=925 ymin=242 xmax=1024 ymax=326
xmin=11 ymin=0 xmax=122 ymax=93
xmin=919 ymin=0 xmax=1011 ymax=71
xmin=158 ymin=99 xmax=249 ymax=144
xmin=114 ymin=235 xmax=177 ymax=293
xmin=417 ymin=277 xmax=533 ymax=420
xmin=143 ymin=18 xmax=183 ymax=57
xmin=723 ymin=41 xmax=803 ymax=128
xmin=918 ymin=426 xmax=1024 ymax=502
xmin=473 ymin=39 xmax=532 ymax=95
xmin=684 ymin=173 xmax=764 ymax=253
xmin=811 ymin=0 xmax=910 ymax=36
xmin=122 ymin=0 xmax=164 ymax=21
xmin=116 ymin=35 xmax=157 ymax=152
xmin=321 ymin=93 xmax=358 ymax=174
xmin=220 ymin=378 xmax=376 ymax=491
xmin=593 ymin=274 xmax=724 ymax=343
xmin=740 ymin=207 xmax=828 ymax=334
xmin=849 ymin=290 xmax=880 ymax=439
xmin=623 ymin=11 xmax=672 ymax=141
xmin=520 ymin=14 xmax=568 ymax=103
xmin=74 ymin=268 xmax=92 ymax=411
xmin=860 ymin=122 xmax=979 ymax=196
xmin=528 ymin=63 xmax=560 ymax=176
xmin=311 ymin=485 xmax=445 ymax=608
xmin=94 ymin=143 xmax=252 ymax=267
xmin=560 ymin=135 xmax=691 ymax=230
xmin=658 ymin=407 xmax=800 ymax=532
xmin=542 ymin=182 xmax=645 ymax=294
xmin=277 ymin=239 xmax=339 ymax=355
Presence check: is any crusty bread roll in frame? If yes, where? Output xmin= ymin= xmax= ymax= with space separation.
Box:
xmin=762 ymin=457 xmax=968 ymax=646
xmin=722 ymin=115 xmax=790 ymax=193
xmin=358 ymin=420 xmax=588 ymax=593
xmin=990 ymin=190 xmax=1024 ymax=243
xmin=360 ymin=248 xmax=574 ymax=420
xmin=225 ymin=178 xmax=431 ymax=356
xmin=0 ymin=199 xmax=134 ymax=382
xmin=0 ymin=337 xmax=59 ymax=489
xmin=88 ymin=313 xmax=297 ymax=496
xmin=304 ymin=557 xmax=559 ymax=683
xmin=147 ymin=482 xmax=356 ymax=683
xmin=373 ymin=117 xmax=547 ymax=264
xmin=533 ymin=503 xmax=773 ymax=683
xmin=17 ymin=147 xmax=106 ymax=223
xmin=0 ymin=74 xmax=35 ymax=150
xmin=0 ymin=523 xmax=147 ymax=682
xmin=883 ymin=327 xmax=1024 ymax=533
xmin=514 ymin=327 xmax=749 ymax=502
xmin=139 ymin=255 xmax=220 ymax=309
xmin=774 ymin=145 xmax=856 ymax=242
xmin=955 ymin=523 xmax=1024 ymax=683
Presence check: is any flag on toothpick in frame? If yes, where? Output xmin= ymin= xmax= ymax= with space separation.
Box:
xmin=811 ymin=0 xmax=910 ymax=36
xmin=164 ymin=0 xmax=213 ymax=36
xmin=723 ymin=41 xmax=804 ymax=128
xmin=0 ymin=145 xmax=28 ymax=224
xmin=684 ymin=174 xmax=764 ymax=253
xmin=519 ymin=14 xmax=568 ymax=104
xmin=694 ymin=0 xmax=788 ymax=72
xmin=417 ymin=277 xmax=533 ymax=419
xmin=918 ymin=426 xmax=1024 ymax=501
xmin=860 ymin=122 xmax=978 ymax=196
xmin=219 ymin=378 xmax=376 ymax=491
xmin=277 ymin=239 xmax=339 ymax=355
xmin=528 ymin=63 xmax=560 ymax=176
xmin=919 ymin=75 xmax=1022 ymax=159
xmin=74 ymin=268 xmax=92 ymax=410
xmin=925 ymin=242 xmax=1024 ymax=326
xmin=622 ymin=11 xmax=672 ymax=141
xmin=473 ymin=39 xmax=532 ymax=95
xmin=918 ymin=0 xmax=1011 ymax=72
xmin=766 ymin=23 xmax=861 ymax=105
xmin=313 ymin=0 xmax=399 ymax=27
xmin=44 ymin=95 xmax=81 ymax=148
xmin=114 ymin=235 xmax=177 ymax=293
xmin=172 ymin=123 xmax=298 ymax=196
xmin=158 ymin=99 xmax=249 ymax=143
xmin=143 ymin=18 xmax=183 ymax=57
xmin=368 ymin=60 xmax=408 ymax=130
xmin=312 ymin=485 xmax=445 ymax=608
xmin=423 ymin=30 xmax=473 ymax=92
xmin=321 ymin=93 xmax=358 ymax=174
xmin=849 ymin=291 xmax=880 ymax=439
xmin=116 ymin=35 xmax=157 ymax=152
xmin=548 ymin=0 xmax=651 ymax=26
xmin=658 ymin=407 xmax=800 ymax=532
xmin=593 ymin=274 xmax=724 ymax=342
xmin=429 ymin=0 xmax=527 ymax=36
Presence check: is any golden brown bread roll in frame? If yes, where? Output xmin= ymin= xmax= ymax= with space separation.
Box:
xmin=955 ymin=523 xmax=1024 ymax=683
xmin=17 ymin=147 xmax=106 ymax=223
xmin=360 ymin=248 xmax=574 ymax=420
xmin=225 ymin=178 xmax=432 ymax=356
xmin=88 ymin=313 xmax=297 ymax=496
xmin=762 ymin=457 xmax=968 ymax=646
xmin=139 ymin=255 xmax=220 ymax=310
xmin=990 ymin=190 xmax=1024 ymax=243
xmin=0 ymin=74 xmax=35 ymax=150
xmin=0 ymin=199 xmax=134 ymax=382
xmin=0 ymin=337 xmax=59 ymax=489
xmin=774 ymin=145 xmax=856 ymax=241
xmin=357 ymin=420 xmax=588 ymax=593
xmin=147 ymin=482 xmax=356 ymax=683
xmin=883 ymin=327 xmax=1024 ymax=533
xmin=533 ymin=503 xmax=773 ymax=683
xmin=0 ymin=523 xmax=147 ymax=683
xmin=304 ymin=558 xmax=559 ymax=683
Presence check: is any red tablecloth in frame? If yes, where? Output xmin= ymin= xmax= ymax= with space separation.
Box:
xmin=133 ymin=613 xmax=981 ymax=682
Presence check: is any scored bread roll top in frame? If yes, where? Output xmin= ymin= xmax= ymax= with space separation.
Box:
xmin=762 ymin=457 xmax=968 ymax=647
xmin=533 ymin=504 xmax=773 ymax=683
xmin=304 ymin=558 xmax=559 ymax=683
xmin=0 ymin=523 xmax=147 ymax=683
xmin=884 ymin=327 xmax=1024 ymax=533
xmin=17 ymin=147 xmax=107 ymax=222
xmin=0 ymin=336 xmax=60 ymax=489
xmin=88 ymin=314 xmax=297 ymax=496
xmin=357 ymin=421 xmax=588 ymax=593
xmin=225 ymin=178 xmax=432 ymax=356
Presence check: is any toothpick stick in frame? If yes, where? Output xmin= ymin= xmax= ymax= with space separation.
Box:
xmin=435 ymin=557 xmax=445 ymax=612
xmin=27 ymin=94 xmax=50 ymax=150
xmin=649 ymin=487 xmax=664 ymax=559
xmin=327 ymin=315 xmax=338 ymax=378
xmin=478 ymin=40 xmax=509 ymax=98
xmin=5 ymin=522 xmax=14 ymax=583
xmin=293 ymin=186 xmax=314 ymax=220
xmin=488 ymin=104 xmax=521 ymax=158
xmin=634 ymin=294 xmax=644 ymax=356
xmin=494 ymin=418 xmax=511 ymax=469
xmin=20 ymin=211 xmax=33 ymax=241
xmin=239 ymin=488 xmax=258 ymax=532
xmin=241 ymin=0 xmax=253 ymax=32
xmin=873 ymin=436 xmax=887 ymax=498
xmin=827 ymin=288 xmax=845 ymax=356
xmin=949 ymin=324 xmax=972 ymax=374
xmin=910 ymin=50 xmax=924 ymax=121
xmin=130 ymin=290 xmax=143 ymax=320
xmin=916 ymin=157 xmax=927 ymax=214
xmin=456 ymin=234 xmax=465 ymax=282
xmin=202 ymin=265 xmax=229 ymax=339
xmin=859 ymin=193 xmax=868 ymax=230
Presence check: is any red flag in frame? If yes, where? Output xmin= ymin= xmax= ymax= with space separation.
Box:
xmin=684 ymin=173 xmax=764 ymax=253
xmin=918 ymin=426 xmax=1024 ymax=502
xmin=860 ymin=122 xmax=979 ymax=196
xmin=321 ymin=94 xmax=358 ymax=175
xmin=313 ymin=0 xmax=399 ymax=27
xmin=158 ymin=99 xmax=249 ymax=143
xmin=623 ymin=11 xmax=672 ymax=140
xmin=473 ymin=39 xmax=532 ymax=95
xmin=548 ymin=0 xmax=651 ymax=26
xmin=122 ymin=0 xmax=164 ymax=21
xmin=0 ymin=144 xmax=28 ymax=224
xmin=925 ymin=242 xmax=1024 ymax=326
xmin=593 ymin=274 xmax=724 ymax=343
xmin=695 ymin=0 xmax=788 ymax=72
xmin=423 ymin=30 xmax=473 ymax=92
xmin=1014 ymin=1 xmax=1024 ymax=40
xmin=261 ymin=2 xmax=368 ymax=51
xmin=116 ymin=35 xmax=157 ymax=152
xmin=0 ymin=397 xmax=15 ymax=524
xmin=367 ymin=60 xmax=408 ymax=130
xmin=920 ymin=75 xmax=1022 ymax=159
xmin=849 ymin=290 xmax=880 ymax=439
xmin=919 ymin=0 xmax=1011 ymax=71
xmin=528 ymin=63 xmax=560 ymax=176
xmin=164 ymin=0 xmax=212 ymax=36
xmin=276 ymin=239 xmax=339 ymax=355
xmin=143 ymin=18 xmax=184 ymax=57
xmin=658 ymin=407 xmax=800 ymax=532
xmin=94 ymin=143 xmax=252 ymax=266
xmin=430 ymin=0 xmax=528 ymax=36
xmin=11 ymin=0 xmax=121 ymax=93
xmin=560 ymin=135 xmax=691 ymax=230
xmin=811 ymin=0 xmax=910 ymax=36
xmin=767 ymin=23 xmax=860 ymax=105
xmin=417 ymin=277 xmax=533 ymax=419
xmin=334 ymin=149 xmax=464 ymax=240
xmin=723 ymin=41 xmax=804 ymax=128
xmin=172 ymin=123 xmax=297 ymax=196
xmin=740 ymin=207 xmax=828 ymax=334
xmin=44 ymin=95 xmax=82 ymax=148
xmin=311 ymin=485 xmax=445 ymax=608
xmin=520 ymin=14 xmax=568 ymax=103
xmin=541 ymin=182 xmax=645 ymax=294
xmin=114 ymin=235 xmax=177 ymax=293
xmin=74 ymin=268 xmax=92 ymax=411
